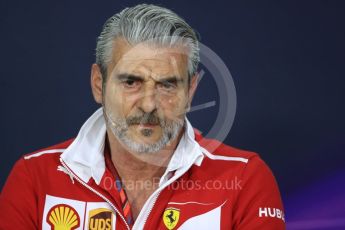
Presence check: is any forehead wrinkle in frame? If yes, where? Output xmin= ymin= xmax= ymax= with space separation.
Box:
xmin=109 ymin=39 xmax=189 ymax=81
xmin=126 ymin=61 xmax=178 ymax=78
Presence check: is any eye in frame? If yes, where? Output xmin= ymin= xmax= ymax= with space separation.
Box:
xmin=122 ymin=79 xmax=141 ymax=90
xmin=157 ymin=81 xmax=176 ymax=91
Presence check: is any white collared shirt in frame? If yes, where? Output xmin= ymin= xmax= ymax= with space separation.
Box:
xmin=61 ymin=108 xmax=204 ymax=186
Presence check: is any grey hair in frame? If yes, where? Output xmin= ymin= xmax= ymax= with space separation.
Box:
xmin=95 ymin=4 xmax=200 ymax=82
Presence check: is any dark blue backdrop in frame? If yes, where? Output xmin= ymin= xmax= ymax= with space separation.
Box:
xmin=1 ymin=1 xmax=344 ymax=229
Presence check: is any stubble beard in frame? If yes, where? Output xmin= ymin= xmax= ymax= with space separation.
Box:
xmin=104 ymin=108 xmax=184 ymax=154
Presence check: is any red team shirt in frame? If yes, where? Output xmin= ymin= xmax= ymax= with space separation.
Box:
xmin=0 ymin=109 xmax=285 ymax=229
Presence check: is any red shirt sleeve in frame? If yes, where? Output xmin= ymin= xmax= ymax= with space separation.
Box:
xmin=232 ymin=156 xmax=286 ymax=230
xmin=0 ymin=158 xmax=38 ymax=229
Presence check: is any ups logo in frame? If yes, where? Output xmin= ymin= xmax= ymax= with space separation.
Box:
xmin=88 ymin=208 xmax=113 ymax=230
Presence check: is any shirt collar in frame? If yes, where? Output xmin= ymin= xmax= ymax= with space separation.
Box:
xmin=158 ymin=120 xmax=204 ymax=186
xmin=60 ymin=108 xmax=204 ymax=185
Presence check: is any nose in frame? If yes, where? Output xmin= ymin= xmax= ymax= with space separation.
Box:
xmin=138 ymin=81 xmax=157 ymax=113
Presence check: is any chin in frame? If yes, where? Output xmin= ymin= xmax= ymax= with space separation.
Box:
xmin=122 ymin=134 xmax=170 ymax=154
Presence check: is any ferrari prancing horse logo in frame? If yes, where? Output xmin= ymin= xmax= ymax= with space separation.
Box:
xmin=163 ymin=207 xmax=180 ymax=229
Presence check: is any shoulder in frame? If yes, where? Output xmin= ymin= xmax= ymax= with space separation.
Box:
xmin=197 ymin=134 xmax=260 ymax=166
xmin=195 ymin=135 xmax=274 ymax=181
xmin=18 ymin=138 xmax=74 ymax=173
xmin=24 ymin=139 xmax=73 ymax=158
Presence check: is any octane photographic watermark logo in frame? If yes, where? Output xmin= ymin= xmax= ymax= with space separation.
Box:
xmin=195 ymin=42 xmax=236 ymax=152
xmin=102 ymin=176 xmax=242 ymax=192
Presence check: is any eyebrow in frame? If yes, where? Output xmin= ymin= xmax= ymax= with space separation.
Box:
xmin=116 ymin=74 xmax=144 ymax=81
xmin=116 ymin=73 xmax=185 ymax=84
xmin=157 ymin=76 xmax=184 ymax=84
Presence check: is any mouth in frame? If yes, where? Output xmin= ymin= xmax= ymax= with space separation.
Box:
xmin=137 ymin=123 xmax=159 ymax=129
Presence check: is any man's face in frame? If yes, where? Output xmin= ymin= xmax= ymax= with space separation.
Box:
xmin=102 ymin=38 xmax=195 ymax=154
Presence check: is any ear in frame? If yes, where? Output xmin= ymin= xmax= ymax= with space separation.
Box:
xmin=187 ymin=73 xmax=199 ymax=108
xmin=91 ymin=64 xmax=103 ymax=104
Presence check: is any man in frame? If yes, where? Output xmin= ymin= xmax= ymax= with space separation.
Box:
xmin=0 ymin=4 xmax=285 ymax=229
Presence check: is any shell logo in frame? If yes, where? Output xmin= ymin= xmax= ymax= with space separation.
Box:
xmin=47 ymin=204 xmax=80 ymax=230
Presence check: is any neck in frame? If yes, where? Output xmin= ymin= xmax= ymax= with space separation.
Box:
xmin=106 ymin=127 xmax=184 ymax=181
